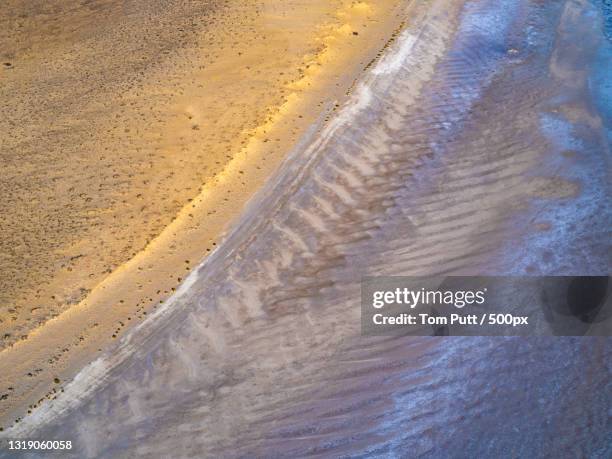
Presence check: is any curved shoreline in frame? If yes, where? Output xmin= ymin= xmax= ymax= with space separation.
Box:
xmin=1 ymin=0 xmax=610 ymax=456
xmin=2 ymin=0 xmax=454 ymax=438
xmin=0 ymin=0 xmax=411 ymax=432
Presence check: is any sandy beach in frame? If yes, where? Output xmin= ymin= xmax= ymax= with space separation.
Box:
xmin=0 ymin=0 xmax=610 ymax=456
xmin=0 ymin=0 xmax=407 ymax=427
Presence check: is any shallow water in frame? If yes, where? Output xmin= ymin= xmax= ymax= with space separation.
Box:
xmin=2 ymin=0 xmax=610 ymax=457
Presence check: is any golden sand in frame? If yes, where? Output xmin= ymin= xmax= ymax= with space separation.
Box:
xmin=0 ymin=0 xmax=408 ymax=426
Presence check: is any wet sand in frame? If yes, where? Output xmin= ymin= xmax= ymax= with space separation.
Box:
xmin=1 ymin=0 xmax=611 ymax=456
xmin=0 ymin=0 xmax=407 ymax=425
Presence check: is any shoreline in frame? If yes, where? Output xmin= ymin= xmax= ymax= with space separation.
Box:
xmin=0 ymin=0 xmax=411 ymax=431
xmin=1 ymin=0 xmax=610 ymax=455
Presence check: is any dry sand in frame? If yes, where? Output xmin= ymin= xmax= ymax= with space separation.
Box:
xmin=0 ymin=0 xmax=408 ymax=429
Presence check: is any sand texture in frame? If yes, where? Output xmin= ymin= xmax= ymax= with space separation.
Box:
xmin=0 ymin=0 xmax=609 ymax=455
xmin=0 ymin=0 xmax=408 ymax=428
xmin=0 ymin=0 xmax=405 ymax=347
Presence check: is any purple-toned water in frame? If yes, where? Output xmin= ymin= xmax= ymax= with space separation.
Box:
xmin=1 ymin=0 xmax=610 ymax=457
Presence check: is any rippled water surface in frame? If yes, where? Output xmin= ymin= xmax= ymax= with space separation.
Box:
xmin=2 ymin=0 xmax=611 ymax=457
